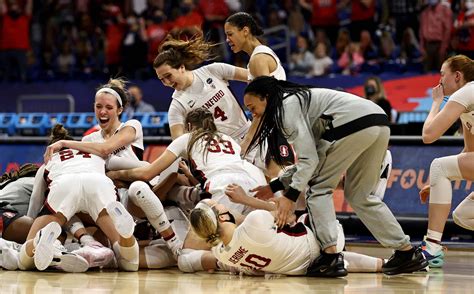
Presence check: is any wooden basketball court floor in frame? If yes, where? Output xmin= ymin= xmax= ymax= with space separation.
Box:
xmin=0 ymin=245 xmax=472 ymax=294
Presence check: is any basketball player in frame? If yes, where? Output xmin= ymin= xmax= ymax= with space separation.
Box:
xmin=19 ymin=124 xmax=138 ymax=272
xmin=420 ymin=54 xmax=474 ymax=268
xmin=153 ymin=34 xmax=250 ymax=142
xmin=107 ymin=107 xmax=267 ymax=216
xmin=43 ymin=78 xmax=182 ymax=259
xmin=190 ymin=198 xmax=385 ymax=276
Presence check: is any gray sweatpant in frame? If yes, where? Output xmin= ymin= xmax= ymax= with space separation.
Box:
xmin=306 ymin=126 xmax=411 ymax=250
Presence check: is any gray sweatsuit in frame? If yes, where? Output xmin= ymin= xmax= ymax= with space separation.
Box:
xmin=273 ymin=88 xmax=410 ymax=250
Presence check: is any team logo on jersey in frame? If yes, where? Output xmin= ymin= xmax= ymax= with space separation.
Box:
xmin=2 ymin=211 xmax=16 ymax=219
xmin=206 ymin=78 xmax=216 ymax=89
xmin=188 ymin=100 xmax=196 ymax=108
xmin=279 ymin=145 xmax=289 ymax=157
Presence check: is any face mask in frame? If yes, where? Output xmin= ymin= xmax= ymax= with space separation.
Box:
xmin=364 ymin=85 xmax=377 ymax=96
xmin=8 ymin=11 xmax=20 ymax=19
xmin=219 ymin=211 xmax=236 ymax=224
xmin=153 ymin=16 xmax=163 ymax=23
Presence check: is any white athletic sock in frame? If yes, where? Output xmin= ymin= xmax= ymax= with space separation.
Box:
xmin=79 ymin=235 xmax=96 ymax=246
xmin=343 ymin=251 xmax=379 ymax=273
xmin=163 ymin=232 xmax=182 ymax=258
xmin=18 ymin=243 xmax=34 ymax=270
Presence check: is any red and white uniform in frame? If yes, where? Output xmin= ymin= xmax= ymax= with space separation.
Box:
xmin=82 ymin=119 xmax=144 ymax=162
xmin=168 ymin=63 xmax=250 ymax=142
xmin=83 ymin=119 xmax=147 ymax=204
xmin=450 ymin=81 xmax=474 ymax=135
xmin=167 ymin=133 xmax=266 ymax=214
xmin=43 ymin=148 xmax=116 ymax=221
xmin=212 ymin=210 xmax=319 ymax=275
xmin=247 ymin=45 xmax=286 ymax=81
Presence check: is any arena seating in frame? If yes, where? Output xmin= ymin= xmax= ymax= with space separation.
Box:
xmin=0 ymin=112 xmax=170 ymax=137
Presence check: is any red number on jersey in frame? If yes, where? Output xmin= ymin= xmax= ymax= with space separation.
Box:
xmin=207 ymin=139 xmax=235 ymax=154
xmin=240 ymin=254 xmax=271 ymax=269
xmin=59 ymin=149 xmax=92 ymax=161
xmin=213 ymin=106 xmax=228 ymax=121
xmin=208 ymin=139 xmax=221 ymax=153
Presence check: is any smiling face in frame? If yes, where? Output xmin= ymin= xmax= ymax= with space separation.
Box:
xmin=155 ymin=63 xmax=188 ymax=91
xmin=224 ymin=22 xmax=247 ymax=53
xmin=439 ymin=61 xmax=461 ymax=96
xmin=94 ymin=93 xmax=122 ymax=132
xmin=244 ymin=93 xmax=267 ymax=118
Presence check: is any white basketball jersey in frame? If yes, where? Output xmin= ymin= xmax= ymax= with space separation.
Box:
xmin=450 ymin=81 xmax=474 ymax=135
xmin=82 ymin=119 xmax=144 ymax=161
xmin=167 ymin=132 xmax=258 ymax=181
xmin=45 ymin=148 xmax=106 ymax=180
xmin=247 ymin=45 xmax=286 ymax=81
xmin=212 ymin=210 xmax=319 ymax=275
xmin=169 ymin=63 xmax=250 ymax=141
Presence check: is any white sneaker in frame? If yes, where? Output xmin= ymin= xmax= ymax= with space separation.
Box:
xmin=106 ymin=201 xmax=135 ymax=238
xmin=72 ymin=241 xmax=114 ymax=268
xmin=47 ymin=240 xmax=89 ymax=273
xmin=33 ymin=222 xmax=62 ymax=271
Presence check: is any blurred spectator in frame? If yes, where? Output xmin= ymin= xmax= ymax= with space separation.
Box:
xmin=312 ymin=41 xmax=333 ymax=76
xmin=103 ymin=4 xmax=126 ymax=77
xmin=0 ymin=0 xmax=33 ymax=82
xmin=389 ymin=0 xmax=421 ymax=44
xmin=338 ymin=42 xmax=364 ymax=75
xmin=145 ymin=9 xmax=168 ymax=64
xmin=121 ymin=15 xmax=148 ymax=79
xmin=289 ymin=34 xmax=315 ymax=76
xmin=363 ymin=76 xmax=396 ymax=123
xmin=453 ymin=0 xmax=474 ymax=59
xmin=335 ymin=28 xmax=351 ymax=59
xmin=300 ymin=0 xmax=339 ymax=46
xmin=173 ymin=0 xmax=204 ymax=31
xmin=342 ymin=0 xmax=376 ymax=41
xmin=399 ymin=27 xmax=422 ymax=64
xmin=124 ymin=85 xmax=156 ymax=118
xmin=56 ymin=42 xmax=76 ymax=78
xmin=359 ymin=30 xmax=378 ymax=65
xmin=379 ymin=31 xmax=399 ymax=63
xmin=419 ymin=0 xmax=452 ymax=72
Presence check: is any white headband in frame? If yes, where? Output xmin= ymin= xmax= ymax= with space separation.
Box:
xmin=194 ymin=201 xmax=218 ymax=227
xmin=96 ymin=87 xmax=123 ymax=107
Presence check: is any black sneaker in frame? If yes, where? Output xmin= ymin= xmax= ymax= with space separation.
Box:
xmin=382 ymin=247 xmax=429 ymax=275
xmin=306 ymin=252 xmax=348 ymax=278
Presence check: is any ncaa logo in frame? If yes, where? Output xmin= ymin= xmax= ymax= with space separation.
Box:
xmin=206 ymin=78 xmax=216 ymax=89
xmin=279 ymin=145 xmax=289 ymax=157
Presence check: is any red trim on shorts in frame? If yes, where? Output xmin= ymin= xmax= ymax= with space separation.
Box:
xmin=43 ymin=201 xmax=57 ymax=214
xmin=277 ymin=222 xmax=308 ymax=237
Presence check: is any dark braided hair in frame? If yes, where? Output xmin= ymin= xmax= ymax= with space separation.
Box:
xmin=244 ymin=76 xmax=313 ymax=166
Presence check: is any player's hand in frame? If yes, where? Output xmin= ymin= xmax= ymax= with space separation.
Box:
xmin=178 ymin=160 xmax=192 ymax=178
xmin=273 ymin=196 xmax=296 ymax=228
xmin=419 ymin=185 xmax=430 ymax=204
xmin=250 ymin=185 xmax=273 ymax=200
xmin=432 ymin=84 xmax=444 ymax=104
xmin=43 ymin=140 xmax=64 ymax=163
xmin=225 ymin=183 xmax=247 ymax=204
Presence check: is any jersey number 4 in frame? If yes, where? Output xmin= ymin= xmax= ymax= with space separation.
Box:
xmin=213 ymin=106 xmax=228 ymax=121
xmin=59 ymin=149 xmax=92 ymax=161
xmin=207 ymin=139 xmax=235 ymax=154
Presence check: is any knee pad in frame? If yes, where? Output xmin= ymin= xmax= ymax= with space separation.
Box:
xmin=429 ymin=156 xmax=462 ymax=204
xmin=128 ymin=181 xmax=149 ymax=203
xmin=113 ymin=241 xmax=139 ymax=271
xmin=453 ymin=192 xmax=474 ymax=230
xmin=177 ymin=249 xmax=205 ymax=273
